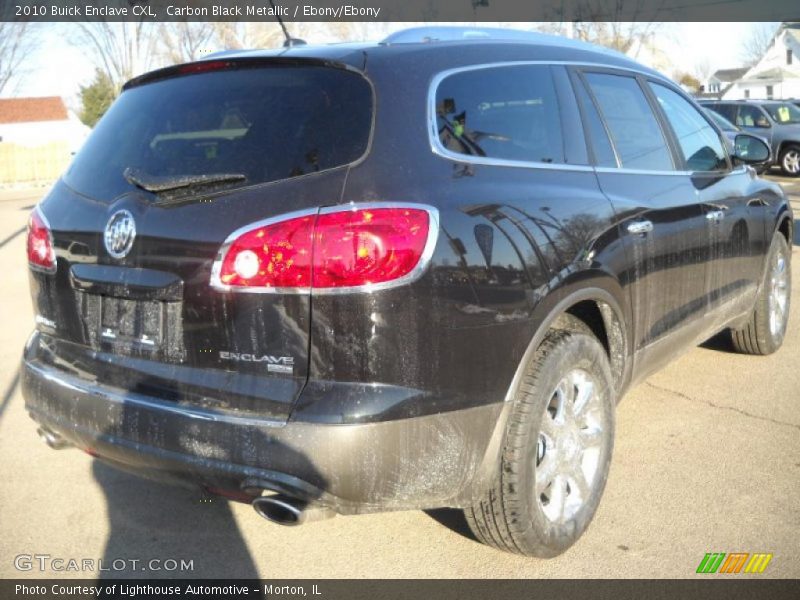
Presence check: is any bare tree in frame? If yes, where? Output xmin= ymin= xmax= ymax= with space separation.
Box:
xmin=74 ymin=22 xmax=162 ymax=90
xmin=694 ymin=57 xmax=713 ymax=87
xmin=572 ymin=21 xmax=662 ymax=55
xmin=211 ymin=23 xmax=284 ymax=50
xmin=538 ymin=0 xmax=664 ymax=54
xmin=739 ymin=23 xmax=779 ymax=67
xmin=159 ymin=22 xmax=217 ymax=64
xmin=0 ymin=22 xmax=40 ymax=95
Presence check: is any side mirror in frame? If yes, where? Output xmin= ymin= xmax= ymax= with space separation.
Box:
xmin=733 ymin=134 xmax=771 ymax=164
xmin=755 ymin=117 xmax=771 ymax=128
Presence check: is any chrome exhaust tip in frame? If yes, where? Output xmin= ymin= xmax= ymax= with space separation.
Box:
xmin=36 ymin=427 xmax=71 ymax=450
xmin=252 ymin=495 xmax=334 ymax=526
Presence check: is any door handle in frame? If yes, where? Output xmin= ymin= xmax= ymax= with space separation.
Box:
xmin=706 ymin=210 xmax=726 ymax=222
xmin=627 ymin=220 xmax=653 ymax=235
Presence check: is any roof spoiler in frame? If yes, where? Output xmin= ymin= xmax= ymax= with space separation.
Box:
xmin=122 ymin=56 xmax=362 ymax=91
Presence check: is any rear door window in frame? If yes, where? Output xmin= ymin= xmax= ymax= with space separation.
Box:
xmin=65 ymin=63 xmax=373 ymax=200
xmin=649 ymin=83 xmax=728 ymax=172
xmin=583 ymin=72 xmax=674 ymax=171
xmin=736 ymin=105 xmax=771 ymax=128
xmin=434 ymin=65 xmax=566 ymax=164
xmin=572 ymin=75 xmax=618 ymax=167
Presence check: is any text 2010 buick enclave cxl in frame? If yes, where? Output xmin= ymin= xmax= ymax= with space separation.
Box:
xmin=22 ymin=28 xmax=791 ymax=557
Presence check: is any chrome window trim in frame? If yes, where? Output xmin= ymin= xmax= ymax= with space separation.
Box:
xmin=428 ymin=60 xmax=750 ymax=177
xmin=210 ymin=202 xmax=440 ymax=295
xmin=427 ymin=60 xmax=674 ymax=173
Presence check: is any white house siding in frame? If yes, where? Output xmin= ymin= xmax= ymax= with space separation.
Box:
xmin=0 ymin=113 xmax=89 ymax=154
xmin=723 ymin=27 xmax=800 ymax=100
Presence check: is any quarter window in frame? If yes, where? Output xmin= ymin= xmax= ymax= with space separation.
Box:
xmin=434 ymin=65 xmax=566 ymax=164
xmin=649 ymin=83 xmax=727 ymax=172
xmin=583 ymin=72 xmax=673 ymax=171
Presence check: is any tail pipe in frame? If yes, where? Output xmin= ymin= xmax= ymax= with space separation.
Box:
xmin=36 ymin=427 xmax=71 ymax=450
xmin=252 ymin=494 xmax=335 ymax=526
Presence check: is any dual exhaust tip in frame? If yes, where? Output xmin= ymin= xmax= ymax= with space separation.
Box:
xmin=251 ymin=494 xmax=335 ymax=527
xmin=37 ymin=428 xmax=331 ymax=527
xmin=36 ymin=427 xmax=71 ymax=450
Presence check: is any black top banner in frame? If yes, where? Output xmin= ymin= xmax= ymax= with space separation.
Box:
xmin=2 ymin=0 xmax=799 ymax=22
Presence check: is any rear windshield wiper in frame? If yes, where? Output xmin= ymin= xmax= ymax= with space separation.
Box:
xmin=123 ymin=167 xmax=246 ymax=194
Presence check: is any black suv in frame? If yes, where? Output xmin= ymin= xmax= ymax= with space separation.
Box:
xmin=22 ymin=28 xmax=791 ymax=557
xmin=702 ymin=99 xmax=800 ymax=176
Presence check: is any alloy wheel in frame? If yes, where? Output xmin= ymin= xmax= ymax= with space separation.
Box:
xmin=783 ymin=149 xmax=800 ymax=175
xmin=769 ymin=249 xmax=789 ymax=337
xmin=535 ymin=369 xmax=606 ymax=524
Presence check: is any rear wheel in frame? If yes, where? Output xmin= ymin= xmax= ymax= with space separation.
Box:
xmin=731 ymin=232 xmax=791 ymax=355
xmin=779 ymin=145 xmax=800 ymax=176
xmin=465 ymin=326 xmax=615 ymax=557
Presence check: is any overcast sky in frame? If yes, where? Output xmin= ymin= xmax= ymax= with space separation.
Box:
xmin=10 ymin=22 xmax=770 ymax=110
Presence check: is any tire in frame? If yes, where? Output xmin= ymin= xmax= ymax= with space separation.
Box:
xmin=779 ymin=145 xmax=800 ymax=177
xmin=731 ymin=232 xmax=791 ymax=355
xmin=465 ymin=326 xmax=616 ymax=557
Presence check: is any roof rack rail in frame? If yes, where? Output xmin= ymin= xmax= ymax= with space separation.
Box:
xmin=381 ymin=26 xmax=553 ymax=45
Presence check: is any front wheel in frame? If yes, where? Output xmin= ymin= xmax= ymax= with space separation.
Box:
xmin=465 ymin=327 xmax=616 ymax=557
xmin=731 ymin=231 xmax=791 ymax=355
xmin=779 ymin=145 xmax=800 ymax=177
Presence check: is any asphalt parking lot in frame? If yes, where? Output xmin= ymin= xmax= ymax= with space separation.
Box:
xmin=0 ymin=175 xmax=798 ymax=579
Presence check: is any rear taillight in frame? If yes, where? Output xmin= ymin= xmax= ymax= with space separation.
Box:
xmin=211 ymin=204 xmax=438 ymax=293
xmin=27 ymin=208 xmax=56 ymax=273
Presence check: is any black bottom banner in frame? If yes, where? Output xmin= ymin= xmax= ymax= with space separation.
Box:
xmin=2 ymin=579 xmax=799 ymax=600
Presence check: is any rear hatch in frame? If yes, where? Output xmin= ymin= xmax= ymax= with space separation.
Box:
xmin=28 ymin=58 xmax=373 ymax=422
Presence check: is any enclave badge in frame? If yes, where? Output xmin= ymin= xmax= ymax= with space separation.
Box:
xmin=104 ymin=210 xmax=136 ymax=259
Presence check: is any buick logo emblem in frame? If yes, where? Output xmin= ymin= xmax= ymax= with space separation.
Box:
xmin=104 ymin=210 xmax=136 ymax=259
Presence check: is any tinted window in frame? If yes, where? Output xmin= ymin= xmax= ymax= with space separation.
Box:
xmin=66 ymin=65 xmax=373 ymax=199
xmin=708 ymin=103 xmax=737 ymax=122
xmin=650 ymin=83 xmax=727 ymax=172
xmin=764 ymin=102 xmax=800 ymax=124
xmin=705 ymin=108 xmax=738 ymax=132
xmin=584 ymin=73 xmax=673 ymax=171
xmin=573 ymin=77 xmax=617 ymax=167
xmin=435 ymin=65 xmax=565 ymax=164
xmin=736 ymin=105 xmax=770 ymax=128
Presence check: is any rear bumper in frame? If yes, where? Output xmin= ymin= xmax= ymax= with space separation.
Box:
xmin=21 ymin=340 xmax=507 ymax=513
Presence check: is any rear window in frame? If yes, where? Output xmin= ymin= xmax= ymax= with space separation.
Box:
xmin=65 ymin=64 xmax=373 ymax=199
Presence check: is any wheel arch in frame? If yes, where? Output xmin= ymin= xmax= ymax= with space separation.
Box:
xmin=776 ymin=211 xmax=793 ymax=247
xmin=466 ymin=279 xmax=631 ymax=504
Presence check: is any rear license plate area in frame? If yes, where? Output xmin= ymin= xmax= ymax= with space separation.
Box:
xmin=76 ymin=292 xmax=184 ymax=361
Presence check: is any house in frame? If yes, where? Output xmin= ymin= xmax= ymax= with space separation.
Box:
xmin=0 ymin=96 xmax=89 ymax=152
xmin=0 ymin=97 xmax=90 ymax=184
xmin=702 ymin=68 xmax=748 ymax=99
xmin=722 ymin=23 xmax=800 ymax=100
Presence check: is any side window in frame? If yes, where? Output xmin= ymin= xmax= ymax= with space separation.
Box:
xmin=435 ymin=65 xmax=565 ymax=164
xmin=737 ymin=105 xmax=770 ymax=128
xmin=649 ymin=83 xmax=728 ymax=172
xmin=583 ymin=72 xmax=673 ymax=171
xmin=572 ymin=76 xmax=617 ymax=167
xmin=716 ymin=104 xmax=738 ymax=122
